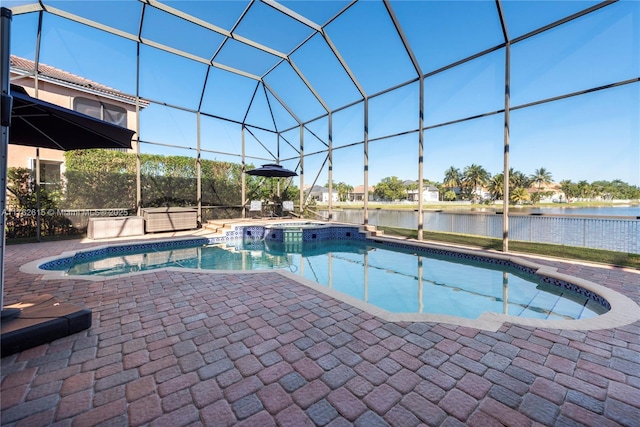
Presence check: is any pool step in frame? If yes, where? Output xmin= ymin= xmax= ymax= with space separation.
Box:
xmin=203 ymin=221 xmax=234 ymax=235
xmin=283 ymin=229 xmax=303 ymax=242
xmin=362 ymin=225 xmax=383 ymax=237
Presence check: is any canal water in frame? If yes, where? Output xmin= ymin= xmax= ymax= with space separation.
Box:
xmin=323 ymin=206 xmax=640 ymax=254
xmin=453 ymin=206 xmax=640 ymax=217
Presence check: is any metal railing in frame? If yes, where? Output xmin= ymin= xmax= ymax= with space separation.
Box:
xmin=326 ymin=209 xmax=640 ymax=254
xmin=8 ymin=204 xmax=638 ymax=254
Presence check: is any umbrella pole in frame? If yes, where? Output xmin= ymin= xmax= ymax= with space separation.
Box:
xmin=36 ymin=148 xmax=41 ymax=242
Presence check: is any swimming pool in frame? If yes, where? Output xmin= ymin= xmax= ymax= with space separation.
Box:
xmin=23 ymin=222 xmax=640 ymax=331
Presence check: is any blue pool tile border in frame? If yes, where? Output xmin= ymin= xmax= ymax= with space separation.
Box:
xmin=375 ymin=238 xmax=611 ymax=310
xmin=40 ymin=238 xmax=209 ymax=270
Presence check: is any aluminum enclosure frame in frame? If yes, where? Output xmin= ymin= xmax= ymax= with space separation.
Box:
xmin=5 ymin=0 xmax=639 ymax=251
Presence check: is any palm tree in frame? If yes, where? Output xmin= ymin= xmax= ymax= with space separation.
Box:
xmin=462 ymin=164 xmax=490 ymax=202
xmin=528 ymin=167 xmax=553 ymax=204
xmin=531 ymin=167 xmax=553 ymax=192
xmin=443 ymin=166 xmax=462 ymax=191
xmin=443 ymin=190 xmax=457 ymax=201
xmin=488 ymin=174 xmax=504 ymax=200
xmin=591 ymin=181 xmax=606 ymax=200
xmin=327 ymin=181 xmax=353 ymax=202
xmin=509 ymin=169 xmax=530 ymax=191
xmin=560 ymin=179 xmax=577 ymax=201
xmin=404 ymin=181 xmax=418 ymax=201
xmin=576 ymin=180 xmax=591 ymax=200
xmin=510 ymin=187 xmax=530 ymax=204
xmin=336 ymin=182 xmax=353 ymax=202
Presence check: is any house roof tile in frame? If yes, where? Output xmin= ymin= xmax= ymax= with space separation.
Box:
xmin=352 ymin=185 xmax=374 ymax=193
xmin=10 ymin=55 xmax=147 ymax=107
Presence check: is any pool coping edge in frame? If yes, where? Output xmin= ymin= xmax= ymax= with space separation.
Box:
xmin=18 ymin=234 xmax=640 ymax=332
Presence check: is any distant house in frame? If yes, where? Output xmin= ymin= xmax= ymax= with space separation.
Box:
xmin=348 ymin=185 xmax=375 ymax=202
xmin=527 ymin=182 xmax=565 ymax=203
xmin=8 ymin=55 xmax=146 ymax=190
xmin=305 ymin=185 xmax=338 ymax=203
xmin=406 ymin=186 xmax=440 ymax=202
xmin=474 ymin=187 xmax=492 ymax=201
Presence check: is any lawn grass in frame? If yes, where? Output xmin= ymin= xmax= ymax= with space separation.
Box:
xmin=325 ymin=200 xmax=639 ymax=211
xmin=377 ymin=226 xmax=640 ymax=270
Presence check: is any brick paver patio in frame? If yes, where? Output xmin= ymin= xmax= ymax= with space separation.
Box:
xmin=1 ymin=234 xmax=639 ymax=426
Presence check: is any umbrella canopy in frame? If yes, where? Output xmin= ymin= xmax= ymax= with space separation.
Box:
xmin=246 ymin=164 xmax=298 ymax=178
xmin=1 ymin=82 xmax=136 ymax=317
xmin=8 ymin=84 xmax=134 ymax=150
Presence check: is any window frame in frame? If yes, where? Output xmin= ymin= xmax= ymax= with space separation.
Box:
xmin=73 ymin=96 xmax=128 ymax=128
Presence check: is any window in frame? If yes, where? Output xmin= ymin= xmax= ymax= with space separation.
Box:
xmin=31 ymin=159 xmax=62 ymax=191
xmin=74 ymin=97 xmax=127 ymax=127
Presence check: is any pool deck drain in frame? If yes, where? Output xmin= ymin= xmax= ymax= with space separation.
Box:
xmin=1 ymin=227 xmax=639 ymax=426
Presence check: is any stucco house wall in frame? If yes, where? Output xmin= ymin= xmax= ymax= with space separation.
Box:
xmin=8 ymin=56 xmax=142 ymax=176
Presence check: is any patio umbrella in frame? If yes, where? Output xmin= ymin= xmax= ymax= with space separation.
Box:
xmin=5 ymin=84 xmax=136 ymax=242
xmin=1 ymin=47 xmax=135 ymax=317
xmin=245 ymin=164 xmax=297 ymax=216
xmin=245 ymin=163 xmax=298 ymax=178
xmin=1 ymin=86 xmax=135 ymax=312
xmin=8 ymin=84 xmax=134 ymax=151
xmin=1 ymin=85 xmax=135 ymax=312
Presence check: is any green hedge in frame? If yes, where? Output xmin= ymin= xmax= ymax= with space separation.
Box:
xmin=64 ymin=150 xmax=297 ymax=209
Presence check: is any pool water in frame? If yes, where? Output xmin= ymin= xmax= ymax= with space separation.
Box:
xmin=56 ymin=239 xmax=607 ymax=321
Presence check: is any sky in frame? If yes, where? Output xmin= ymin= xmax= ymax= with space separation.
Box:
xmin=5 ymin=0 xmax=640 ymax=188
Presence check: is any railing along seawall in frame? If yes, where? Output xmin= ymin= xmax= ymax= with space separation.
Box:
xmin=325 ymin=209 xmax=640 ymax=254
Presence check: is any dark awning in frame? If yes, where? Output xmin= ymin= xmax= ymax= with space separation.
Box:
xmin=8 ymin=84 xmax=134 ymax=151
